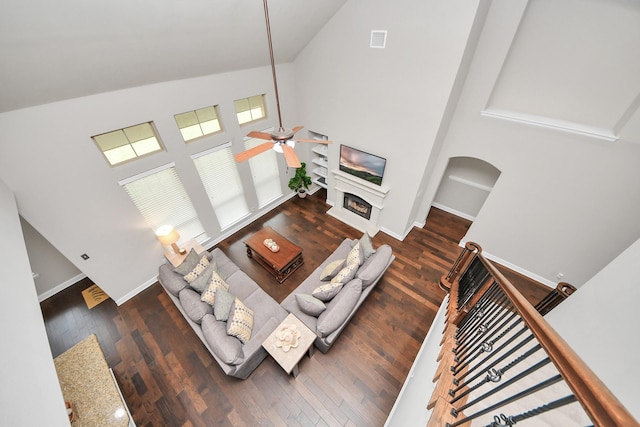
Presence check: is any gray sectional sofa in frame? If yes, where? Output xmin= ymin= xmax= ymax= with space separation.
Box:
xmin=158 ymin=233 xmax=394 ymax=378
xmin=158 ymin=248 xmax=288 ymax=379
xmin=281 ymin=238 xmax=395 ymax=353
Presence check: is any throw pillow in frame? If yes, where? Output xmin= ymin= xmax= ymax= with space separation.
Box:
xmin=200 ymin=271 xmax=230 ymax=305
xmin=330 ymin=262 xmax=358 ymax=285
xmin=213 ymin=288 xmax=235 ymax=321
xmin=359 ymin=232 xmax=376 ymax=260
xmin=183 ymin=255 xmax=209 ymax=283
xmin=346 ymin=242 xmax=364 ymax=267
xmin=227 ymin=298 xmax=254 ymax=344
xmin=312 ymin=282 xmax=344 ymax=302
xmin=173 ymin=248 xmax=202 ymax=276
xmin=319 ymin=259 xmax=345 ymax=281
xmin=188 ymin=261 xmax=216 ymax=293
xmin=295 ymin=293 xmax=327 ymax=316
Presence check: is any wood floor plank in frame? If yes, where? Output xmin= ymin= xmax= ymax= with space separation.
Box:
xmin=40 ymin=195 xmax=552 ymax=426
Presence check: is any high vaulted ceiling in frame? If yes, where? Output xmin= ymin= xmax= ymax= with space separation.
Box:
xmin=0 ymin=0 xmax=347 ymax=113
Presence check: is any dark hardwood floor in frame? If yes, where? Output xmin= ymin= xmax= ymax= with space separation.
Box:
xmin=40 ymin=190 xmax=550 ymax=427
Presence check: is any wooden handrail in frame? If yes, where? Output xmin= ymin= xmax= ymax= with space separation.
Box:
xmin=470 ymin=248 xmax=639 ymax=427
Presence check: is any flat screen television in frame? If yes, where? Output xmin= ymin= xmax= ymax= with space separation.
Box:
xmin=339 ymin=145 xmax=386 ymax=186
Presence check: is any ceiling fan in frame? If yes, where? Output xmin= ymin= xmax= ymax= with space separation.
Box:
xmin=234 ymin=0 xmax=332 ymax=169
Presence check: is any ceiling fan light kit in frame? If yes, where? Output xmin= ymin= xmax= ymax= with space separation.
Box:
xmin=234 ymin=0 xmax=331 ymax=170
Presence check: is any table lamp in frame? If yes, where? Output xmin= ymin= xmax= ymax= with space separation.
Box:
xmin=156 ymin=225 xmax=186 ymax=255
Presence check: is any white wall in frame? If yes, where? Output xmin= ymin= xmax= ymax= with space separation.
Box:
xmin=546 ymin=238 xmax=640 ymax=421
xmin=0 ymin=65 xmax=299 ymax=304
xmin=20 ymin=216 xmax=83 ymax=299
xmin=294 ymin=0 xmax=483 ymax=239
xmin=0 ymin=178 xmax=70 ymax=426
xmin=420 ymin=0 xmax=640 ymax=286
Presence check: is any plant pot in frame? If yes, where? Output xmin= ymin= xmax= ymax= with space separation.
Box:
xmin=297 ymin=190 xmax=307 ymax=198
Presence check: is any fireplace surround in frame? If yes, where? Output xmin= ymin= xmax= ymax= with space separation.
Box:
xmin=327 ymin=169 xmax=390 ymax=236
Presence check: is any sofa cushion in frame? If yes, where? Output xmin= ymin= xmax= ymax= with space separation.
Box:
xmin=211 ymin=248 xmax=239 ymax=280
xmin=295 ymin=294 xmax=327 ymax=317
xmin=319 ymin=259 xmax=345 ymax=281
xmin=159 ymin=264 xmax=188 ymax=297
xmin=346 ymin=242 xmax=364 ymax=267
xmin=173 ymin=248 xmax=203 ymax=276
xmin=316 ymin=279 xmax=362 ymax=338
xmin=201 ymin=271 xmax=230 ymax=305
xmin=214 ymin=288 xmax=235 ymax=321
xmin=359 ymin=232 xmax=376 ymax=260
xmin=178 ymin=288 xmax=212 ymax=324
xmin=225 ymin=270 xmax=260 ymax=301
xmin=183 ymin=255 xmax=209 ymax=283
xmin=201 ymin=314 xmax=245 ymax=365
xmin=227 ymin=298 xmax=254 ymax=344
xmin=357 ymin=244 xmax=393 ymax=288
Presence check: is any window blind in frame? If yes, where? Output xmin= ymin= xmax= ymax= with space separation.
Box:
xmin=192 ymin=143 xmax=250 ymax=229
xmin=244 ymin=137 xmax=283 ymax=207
xmin=119 ymin=163 xmax=206 ymax=242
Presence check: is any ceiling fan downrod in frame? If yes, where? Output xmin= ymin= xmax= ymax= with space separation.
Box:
xmin=263 ymin=0 xmax=286 ymax=133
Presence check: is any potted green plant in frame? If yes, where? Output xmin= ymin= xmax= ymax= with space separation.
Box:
xmin=288 ymin=162 xmax=313 ymax=198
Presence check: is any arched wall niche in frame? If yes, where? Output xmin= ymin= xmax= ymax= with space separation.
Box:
xmin=432 ymin=156 xmax=501 ymax=221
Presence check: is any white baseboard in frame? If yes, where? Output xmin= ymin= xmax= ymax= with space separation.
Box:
xmin=431 ymin=203 xmax=476 ymax=222
xmin=38 ymin=273 xmax=87 ymax=302
xmin=459 ymin=240 xmax=555 ymax=289
xmin=380 ymin=226 xmax=405 ymax=241
xmin=115 ymin=276 xmax=158 ymax=306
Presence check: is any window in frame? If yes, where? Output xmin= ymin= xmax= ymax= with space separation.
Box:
xmin=174 ymin=105 xmax=222 ymax=142
xmin=93 ymin=122 xmax=163 ymax=166
xmin=192 ymin=143 xmax=250 ymax=229
xmin=119 ymin=163 xmax=207 ymax=243
xmin=244 ymin=136 xmax=283 ymax=207
xmin=234 ymin=95 xmax=266 ymax=125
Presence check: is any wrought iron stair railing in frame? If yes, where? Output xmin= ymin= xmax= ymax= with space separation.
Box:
xmin=429 ymin=242 xmax=638 ymax=427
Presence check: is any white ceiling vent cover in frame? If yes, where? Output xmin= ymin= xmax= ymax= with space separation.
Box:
xmin=370 ymin=30 xmax=387 ymax=48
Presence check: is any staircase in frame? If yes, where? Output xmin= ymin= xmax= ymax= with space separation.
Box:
xmin=426 ymin=242 xmax=638 ymax=427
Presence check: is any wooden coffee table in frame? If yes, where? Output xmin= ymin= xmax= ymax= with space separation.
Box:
xmin=263 ymin=313 xmax=316 ymax=377
xmin=244 ymin=226 xmax=304 ymax=283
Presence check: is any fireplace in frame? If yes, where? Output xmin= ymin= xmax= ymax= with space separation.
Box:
xmin=327 ymin=169 xmax=390 ymax=236
xmin=343 ymin=193 xmax=372 ymax=220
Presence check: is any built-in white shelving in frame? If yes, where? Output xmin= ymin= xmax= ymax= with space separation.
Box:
xmin=309 ymin=131 xmax=329 ymax=189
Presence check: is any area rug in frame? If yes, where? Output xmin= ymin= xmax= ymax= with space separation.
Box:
xmin=81 ymin=284 xmax=109 ymax=309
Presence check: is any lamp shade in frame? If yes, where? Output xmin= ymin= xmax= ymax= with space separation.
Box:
xmin=156 ymin=225 xmax=180 ymax=246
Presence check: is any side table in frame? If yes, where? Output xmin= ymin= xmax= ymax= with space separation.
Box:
xmin=164 ymin=240 xmax=206 ymax=268
xmin=263 ymin=313 xmax=316 ymax=377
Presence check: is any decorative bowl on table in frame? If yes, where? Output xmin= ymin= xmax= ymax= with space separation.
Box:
xmin=275 ymin=324 xmax=301 ymax=352
xmin=263 ymin=238 xmax=280 ymax=252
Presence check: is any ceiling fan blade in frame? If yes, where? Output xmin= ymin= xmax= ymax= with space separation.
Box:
xmin=295 ymin=139 xmax=333 ymax=144
xmin=234 ymin=141 xmax=274 ymax=163
xmin=282 ymin=144 xmax=301 ymax=168
xmin=291 ymin=126 xmax=304 ymax=135
xmin=247 ymin=130 xmax=274 ymax=140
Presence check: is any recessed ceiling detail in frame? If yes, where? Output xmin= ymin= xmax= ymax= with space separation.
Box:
xmin=485 ymin=0 xmax=640 ymax=141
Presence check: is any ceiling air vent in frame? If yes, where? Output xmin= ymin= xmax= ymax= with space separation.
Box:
xmin=370 ymin=30 xmax=387 ymax=49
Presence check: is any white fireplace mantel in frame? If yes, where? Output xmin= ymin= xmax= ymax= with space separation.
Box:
xmin=327 ymin=169 xmax=390 ymax=236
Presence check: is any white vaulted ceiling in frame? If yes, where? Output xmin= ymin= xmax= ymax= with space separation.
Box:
xmin=0 ymin=0 xmax=347 ymax=113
